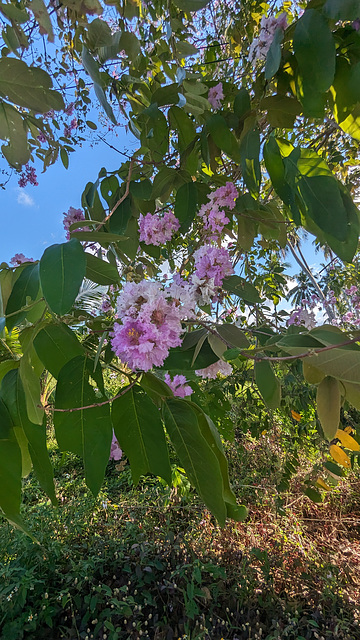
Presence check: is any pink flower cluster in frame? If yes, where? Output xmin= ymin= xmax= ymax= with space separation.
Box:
xmin=18 ymin=164 xmax=38 ymax=188
xmin=164 ymin=373 xmax=192 ymax=398
xmin=192 ymin=245 xmax=233 ymax=304
xmin=288 ymin=297 xmax=318 ymax=330
xmin=109 ymin=432 xmax=123 ymax=461
xmin=139 ymin=211 xmax=180 ymax=246
xmin=63 ymin=207 xmax=89 ymax=240
xmin=101 ymin=296 xmax=112 ymax=314
xmin=10 ymin=253 xmax=34 ymax=266
xmin=196 ymin=360 xmax=233 ymax=379
xmin=198 ymin=182 xmax=238 ymax=240
xmin=208 ymin=82 xmax=224 ymax=110
xmin=249 ymin=12 xmax=287 ymax=62
xmin=111 ymin=280 xmax=194 ymax=371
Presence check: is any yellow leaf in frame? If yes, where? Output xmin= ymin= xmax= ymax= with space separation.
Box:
xmin=344 ymin=426 xmax=354 ymax=434
xmin=329 ymin=444 xmax=351 ymax=468
xmin=335 ymin=429 xmax=360 ymax=452
xmin=261 ymin=429 xmax=267 ymax=436
xmin=316 ymin=478 xmax=332 ymax=491
xmin=291 ymin=410 xmax=301 ymax=421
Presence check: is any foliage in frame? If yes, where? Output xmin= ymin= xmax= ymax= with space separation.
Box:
xmin=1 ymin=0 xmax=360 ymax=531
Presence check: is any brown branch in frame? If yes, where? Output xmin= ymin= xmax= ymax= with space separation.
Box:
xmin=46 ymin=375 xmax=140 ymax=413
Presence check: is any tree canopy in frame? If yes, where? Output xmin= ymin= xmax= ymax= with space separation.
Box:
xmin=1 ymin=0 xmax=360 ymax=534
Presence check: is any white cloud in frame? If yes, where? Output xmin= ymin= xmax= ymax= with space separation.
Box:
xmin=17 ymin=189 xmax=35 ymax=207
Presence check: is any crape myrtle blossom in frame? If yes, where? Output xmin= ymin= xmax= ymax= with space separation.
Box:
xmin=198 ymin=182 xmax=238 ymax=240
xmin=192 ymin=245 xmax=233 ymax=304
xmin=164 ymin=374 xmax=192 ymax=398
xmin=10 ymin=254 xmax=34 ymax=266
xmin=111 ymin=279 xmax=195 ymax=371
xmin=63 ymin=207 xmax=90 ymax=240
xmin=249 ymin=12 xmax=287 ymax=62
xmin=208 ymin=82 xmax=224 ymax=110
xmin=288 ymin=296 xmax=318 ymax=330
xmin=196 ymin=359 xmax=233 ymax=379
xmin=139 ymin=211 xmax=180 ymax=246
xmin=109 ymin=432 xmax=123 ymax=461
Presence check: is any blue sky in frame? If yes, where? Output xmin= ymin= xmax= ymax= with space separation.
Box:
xmin=0 ymin=128 xmax=135 ymax=264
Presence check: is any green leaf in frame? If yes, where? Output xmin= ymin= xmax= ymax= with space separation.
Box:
xmin=316 ymin=376 xmax=341 ymax=440
xmin=130 ymin=179 xmax=152 ymax=200
xmin=163 ymin=398 xmax=227 ymax=525
xmin=323 ymin=0 xmax=360 ymax=20
xmin=304 ymin=487 xmax=323 ymax=503
xmin=239 ymin=127 xmax=261 ymax=197
xmin=298 ymin=175 xmax=349 ymax=242
xmin=0 ymin=360 xmax=19 ymax=386
xmin=85 ymin=252 xmax=120 ymax=286
xmin=255 ymin=360 xmax=281 ymax=409
xmin=82 ymin=46 xmax=116 ymax=124
xmin=0 ymin=58 xmax=64 ymax=113
xmin=60 ymin=148 xmax=69 ymax=169
xmin=119 ymin=31 xmax=140 ymax=58
xmin=1 ymin=370 xmax=57 ymax=503
xmin=6 ymin=262 xmax=40 ymax=332
xmin=293 ymin=9 xmax=335 ymax=106
xmin=222 ymin=275 xmax=263 ymax=304
xmin=260 ymin=95 xmax=302 ymax=128
xmin=70 ymin=230 xmax=128 ymax=245
xmin=112 ymin=385 xmax=171 ymax=485
xmin=174 ymin=182 xmax=197 ymax=232
xmin=0 ymin=2 xmax=29 ymax=22
xmin=207 ymin=114 xmax=241 ymax=163
xmin=173 ymin=0 xmax=210 ymax=11
xmin=216 ymin=324 xmax=249 ymax=348
xmin=140 ymin=372 xmax=173 ymax=407
xmin=263 ymin=137 xmax=299 ymax=219
xmin=39 ymin=239 xmax=86 ymax=315
xmin=19 ymin=354 xmax=44 ymax=425
xmin=0 ymin=102 xmax=30 ymax=168
xmin=33 ymin=322 xmax=84 ymax=378
xmin=324 ymin=460 xmax=344 ymax=478
xmin=265 ymin=27 xmax=283 ymax=80
xmin=87 ymin=17 xmax=112 ymax=49
xmin=151 ymin=84 xmax=180 ymax=107
xmin=108 ymin=196 xmax=132 ymax=236
xmin=29 ymin=0 xmax=54 ymax=42
xmin=168 ymin=106 xmax=196 ymax=152
xmin=0 ymin=438 xmax=22 ymax=520
xmin=234 ymin=88 xmax=251 ymax=119
xmin=190 ymin=405 xmax=248 ymax=521
xmin=54 ymin=355 xmax=112 ymax=497
xmin=164 ymin=340 xmax=218 ymax=373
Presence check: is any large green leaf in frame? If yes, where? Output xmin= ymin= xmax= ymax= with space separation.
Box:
xmin=323 ymin=0 xmax=360 ymax=19
xmin=216 ymin=324 xmax=249 ymax=348
xmin=34 ymin=322 xmax=84 ymax=378
xmin=174 ymin=182 xmax=197 ymax=232
xmin=1 ymin=370 xmax=57 ymax=503
xmin=173 ymin=0 xmax=210 ymax=11
xmin=163 ymin=398 xmax=227 ymax=525
xmin=163 ymin=340 xmax=218 ymax=373
xmin=207 ymin=114 xmax=241 ymax=163
xmin=222 ymin=275 xmax=263 ymax=304
xmin=298 ymin=175 xmax=349 ymax=242
xmin=260 ymin=95 xmax=302 ymax=129
xmin=0 ymin=58 xmax=64 ymax=113
xmin=39 ymin=239 xmax=86 ymax=315
xmin=264 ymin=137 xmax=299 ymax=220
xmin=239 ymin=127 xmax=261 ymax=197
xmin=255 ymin=360 xmax=281 ymax=409
xmin=112 ymin=385 xmax=171 ymax=485
xmin=316 ymin=376 xmax=340 ymax=440
xmin=6 ymin=262 xmax=40 ymax=332
xmin=85 ymin=252 xmax=120 ymax=286
xmin=29 ymin=0 xmax=54 ymax=42
xmin=265 ymin=27 xmax=284 ymax=80
xmin=293 ymin=9 xmax=335 ymax=94
xmin=168 ymin=106 xmax=196 ymax=152
xmin=19 ymin=353 xmax=44 ymax=425
xmin=190 ymin=404 xmax=248 ymax=521
xmin=108 ymin=196 xmax=133 ymax=236
xmin=86 ymin=17 xmax=112 ymax=49
xmin=0 ymin=438 xmax=22 ymax=521
xmin=54 ymin=355 xmax=112 ymax=497
xmin=0 ymin=102 xmax=30 ymax=168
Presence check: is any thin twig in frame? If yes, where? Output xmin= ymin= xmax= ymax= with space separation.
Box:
xmin=46 ymin=375 xmax=140 ymax=413
xmin=95 ymin=157 xmax=135 ymax=231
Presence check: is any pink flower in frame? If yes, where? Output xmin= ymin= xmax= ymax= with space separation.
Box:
xmin=111 ymin=279 xmax=194 ymax=371
xmin=18 ymin=164 xmax=38 ymax=188
xmin=139 ymin=211 xmax=180 ymax=246
xmin=109 ymin=432 xmax=123 ymax=461
xmin=164 ymin=374 xmax=192 ymax=398
xmin=101 ymin=297 xmax=112 ymax=314
xmin=208 ymin=83 xmax=224 ymax=110
xmin=10 ymin=253 xmax=34 ymax=266
xmin=249 ymin=12 xmax=287 ymax=62
xmin=63 ymin=207 xmax=89 ymax=240
xmin=193 ymin=245 xmax=233 ymax=287
xmin=196 ymin=360 xmax=233 ymax=379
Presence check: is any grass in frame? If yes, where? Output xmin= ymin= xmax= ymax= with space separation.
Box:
xmin=0 ymin=430 xmax=360 ymax=640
